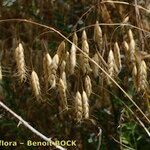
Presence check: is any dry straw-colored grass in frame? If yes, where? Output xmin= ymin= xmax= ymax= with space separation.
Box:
xmin=93 ymin=21 xmax=103 ymax=50
xmin=137 ymin=60 xmax=148 ymax=92
xmin=14 ymin=43 xmax=26 ymax=83
xmin=84 ymin=75 xmax=92 ymax=97
xmin=73 ymin=32 xmax=78 ymax=46
xmin=128 ymin=29 xmax=136 ymax=65
xmin=58 ymin=78 xmax=68 ymax=111
xmin=70 ymin=43 xmax=76 ymax=74
xmin=91 ymin=52 xmax=99 ymax=78
xmin=82 ymin=91 xmax=89 ymax=119
xmin=114 ymin=42 xmax=122 ymax=72
xmin=75 ymin=91 xmax=82 ymax=122
xmin=107 ymin=49 xmax=117 ymax=85
xmin=31 ymin=70 xmax=41 ymax=100
xmin=43 ymin=53 xmax=52 ymax=89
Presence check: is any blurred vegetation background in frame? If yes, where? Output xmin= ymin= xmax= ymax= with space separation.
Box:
xmin=0 ymin=0 xmax=150 ymax=150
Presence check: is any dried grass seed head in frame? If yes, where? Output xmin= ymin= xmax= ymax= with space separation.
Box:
xmin=107 ymin=49 xmax=117 ymax=84
xmin=70 ymin=43 xmax=76 ymax=74
xmin=138 ymin=60 xmax=148 ymax=92
xmin=93 ymin=21 xmax=103 ymax=50
xmin=82 ymin=30 xmax=87 ymax=42
xmin=84 ymin=75 xmax=92 ymax=97
xmin=73 ymin=32 xmax=78 ymax=46
xmin=114 ymin=42 xmax=122 ymax=72
xmin=132 ymin=65 xmax=138 ymax=91
xmin=91 ymin=53 xmax=99 ymax=78
xmin=82 ymin=91 xmax=89 ymax=119
xmin=128 ymin=29 xmax=135 ymax=63
xmin=61 ymin=71 xmax=67 ymax=89
xmin=43 ymin=53 xmax=52 ymax=88
xmin=75 ymin=91 xmax=83 ymax=122
xmin=58 ymin=78 xmax=68 ymax=110
xmin=57 ymin=41 xmax=66 ymax=62
xmin=31 ymin=70 xmax=41 ymax=99
xmin=14 ymin=43 xmax=26 ymax=83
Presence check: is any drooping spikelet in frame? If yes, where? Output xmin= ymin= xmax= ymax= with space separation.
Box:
xmin=82 ymin=30 xmax=87 ymax=42
xmin=114 ymin=42 xmax=122 ymax=72
xmin=58 ymin=78 xmax=68 ymax=110
xmin=52 ymin=54 xmax=59 ymax=71
xmin=93 ymin=21 xmax=103 ymax=50
xmin=132 ymin=65 xmax=138 ymax=91
xmin=84 ymin=75 xmax=92 ymax=97
xmin=79 ymin=37 xmax=91 ymax=74
xmin=107 ymin=50 xmax=117 ymax=85
xmin=31 ymin=70 xmax=41 ymax=100
xmin=48 ymin=54 xmax=59 ymax=89
xmin=73 ymin=32 xmax=78 ymax=46
xmin=137 ymin=60 xmax=148 ymax=92
xmin=43 ymin=53 xmax=52 ymax=89
xmin=91 ymin=53 xmax=99 ymax=78
xmin=60 ymin=60 xmax=66 ymax=75
xmin=75 ymin=91 xmax=82 ymax=122
xmin=14 ymin=43 xmax=26 ymax=83
xmin=70 ymin=43 xmax=76 ymax=74
xmin=44 ymin=54 xmax=59 ymax=89
xmin=61 ymin=71 xmax=67 ymax=88
xmin=128 ymin=29 xmax=136 ymax=64
xmin=57 ymin=41 xmax=66 ymax=63
xmin=82 ymin=91 xmax=89 ymax=119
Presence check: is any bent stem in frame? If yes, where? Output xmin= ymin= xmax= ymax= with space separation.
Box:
xmin=0 ymin=101 xmax=66 ymax=150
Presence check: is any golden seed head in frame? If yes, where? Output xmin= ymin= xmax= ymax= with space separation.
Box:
xmin=15 ymin=43 xmax=26 ymax=83
xmin=61 ymin=71 xmax=67 ymax=89
xmin=73 ymin=32 xmax=78 ymax=46
xmin=82 ymin=91 xmax=89 ymax=119
xmin=128 ymin=29 xmax=134 ymax=41
xmin=107 ymin=50 xmax=117 ymax=84
xmin=75 ymin=91 xmax=82 ymax=122
xmin=82 ymin=30 xmax=87 ymax=42
xmin=70 ymin=43 xmax=76 ymax=74
xmin=31 ymin=70 xmax=41 ymax=99
xmin=60 ymin=60 xmax=66 ymax=75
xmin=138 ymin=60 xmax=147 ymax=92
xmin=93 ymin=21 xmax=103 ymax=50
xmin=58 ymin=78 xmax=68 ymax=110
xmin=114 ymin=42 xmax=122 ymax=72
xmin=82 ymin=40 xmax=89 ymax=54
xmin=91 ymin=53 xmax=99 ymax=78
xmin=52 ymin=54 xmax=59 ymax=70
xmin=57 ymin=41 xmax=65 ymax=57
xmin=84 ymin=75 xmax=92 ymax=97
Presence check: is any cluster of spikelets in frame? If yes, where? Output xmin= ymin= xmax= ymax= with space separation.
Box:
xmin=1 ymin=21 xmax=149 ymax=122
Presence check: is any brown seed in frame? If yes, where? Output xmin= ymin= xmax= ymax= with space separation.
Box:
xmin=70 ymin=43 xmax=76 ymax=74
